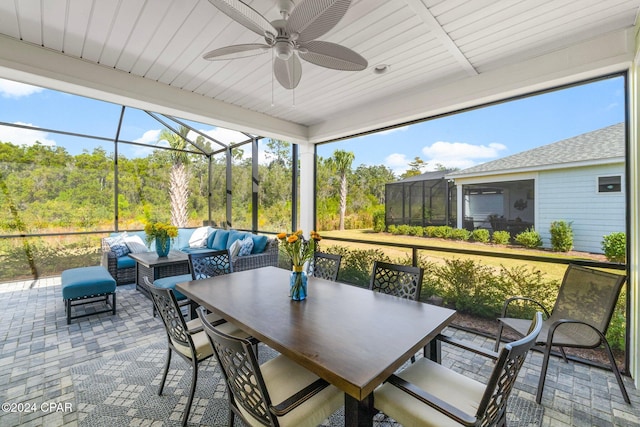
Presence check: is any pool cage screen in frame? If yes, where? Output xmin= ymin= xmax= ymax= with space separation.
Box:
xmin=384 ymin=171 xmax=456 ymax=229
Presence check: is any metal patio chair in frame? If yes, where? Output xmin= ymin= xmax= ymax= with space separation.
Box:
xmin=308 ymin=252 xmax=342 ymax=281
xmin=375 ymin=312 xmax=543 ymax=427
xmin=196 ymin=306 xmax=343 ymax=427
xmin=494 ymin=264 xmax=630 ymax=404
xmin=369 ymin=261 xmax=423 ymax=300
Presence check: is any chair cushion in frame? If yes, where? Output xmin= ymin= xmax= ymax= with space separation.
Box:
xmin=211 ymin=229 xmax=230 ymax=250
xmin=251 ymin=235 xmax=268 ymax=254
xmin=153 ymin=274 xmax=192 ymax=300
xmin=374 ymin=358 xmax=485 ymax=427
xmin=61 ymin=266 xmax=116 ymax=300
xmin=181 ymin=247 xmax=215 ymax=255
xmin=186 ymin=314 xmax=252 ymax=339
xmin=238 ymin=236 xmax=254 ymax=256
xmin=171 ymin=330 xmax=213 ymax=361
xmin=116 ymin=255 xmax=136 ymax=269
xmin=237 ymin=354 xmax=343 ymax=427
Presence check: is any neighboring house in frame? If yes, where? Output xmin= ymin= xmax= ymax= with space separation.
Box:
xmin=447 ymin=123 xmax=625 ymax=253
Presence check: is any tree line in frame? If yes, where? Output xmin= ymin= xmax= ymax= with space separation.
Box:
xmin=0 ymin=133 xmax=400 ymax=235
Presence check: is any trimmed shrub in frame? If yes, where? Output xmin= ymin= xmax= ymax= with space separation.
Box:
xmin=550 ymin=220 xmax=573 ymax=252
xmin=432 ymin=226 xmax=452 ymax=239
xmin=424 ymin=226 xmax=438 ymax=237
xmin=492 ymin=230 xmax=510 ymax=245
xmin=514 ymin=228 xmax=542 ymax=248
xmin=407 ymin=226 xmax=424 ymax=237
xmin=449 ymin=228 xmax=471 ymax=241
xmin=372 ymin=208 xmax=385 ymax=232
xmin=472 ymin=228 xmax=490 ymax=243
xmin=387 ymin=225 xmax=399 ymax=235
xmin=602 ymin=232 xmax=626 ymax=263
xmin=397 ymin=224 xmax=411 ymax=235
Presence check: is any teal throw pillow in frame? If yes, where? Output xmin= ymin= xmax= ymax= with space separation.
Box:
xmin=212 ymin=229 xmax=230 ymax=250
xmin=251 ymin=235 xmax=268 ymax=254
xmin=206 ymin=229 xmax=218 ymax=248
xmin=238 ymin=236 xmax=254 ymax=256
xmin=226 ymin=230 xmax=247 ymax=250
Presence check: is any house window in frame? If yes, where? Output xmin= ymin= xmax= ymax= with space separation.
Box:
xmin=598 ymin=176 xmax=621 ymax=193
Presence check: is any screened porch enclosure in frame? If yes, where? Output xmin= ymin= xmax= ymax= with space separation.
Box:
xmin=384 ymin=170 xmax=456 ymax=228
xmin=461 ymin=180 xmax=535 ymax=233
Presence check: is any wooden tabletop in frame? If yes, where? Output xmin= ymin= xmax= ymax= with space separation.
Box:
xmin=177 ymin=266 xmax=456 ymax=401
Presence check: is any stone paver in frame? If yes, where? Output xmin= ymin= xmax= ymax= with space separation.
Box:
xmin=0 ymin=277 xmax=638 ymax=426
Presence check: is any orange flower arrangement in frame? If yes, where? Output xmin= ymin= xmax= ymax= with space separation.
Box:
xmin=277 ymin=230 xmax=321 ymax=269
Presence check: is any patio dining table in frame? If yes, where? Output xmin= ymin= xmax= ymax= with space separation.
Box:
xmin=176 ymin=266 xmax=456 ymax=427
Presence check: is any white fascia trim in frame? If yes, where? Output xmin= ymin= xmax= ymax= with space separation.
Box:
xmin=451 ymin=172 xmax=538 ymax=186
xmin=0 ymin=35 xmax=309 ymax=144
xmin=308 ymin=28 xmax=635 ymax=143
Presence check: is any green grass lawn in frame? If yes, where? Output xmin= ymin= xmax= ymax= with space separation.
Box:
xmin=320 ymin=229 xmax=609 ymax=282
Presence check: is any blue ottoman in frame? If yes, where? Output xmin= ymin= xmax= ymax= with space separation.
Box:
xmin=62 ymin=266 xmax=116 ymax=324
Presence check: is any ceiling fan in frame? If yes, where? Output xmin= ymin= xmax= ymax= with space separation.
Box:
xmin=203 ymin=0 xmax=368 ymax=90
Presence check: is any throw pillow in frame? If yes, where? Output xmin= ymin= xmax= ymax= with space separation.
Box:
xmin=250 ymin=235 xmax=268 ymax=254
xmin=189 ymin=226 xmax=212 ymax=248
xmin=123 ymin=234 xmax=148 ymax=253
xmin=105 ymin=234 xmax=130 ymax=258
xmin=238 ymin=236 xmax=254 ymax=256
xmin=212 ymin=229 xmax=230 ymax=250
xmin=228 ymin=239 xmax=242 ymax=258
xmin=207 ymin=229 xmax=218 ymax=248
xmin=226 ymin=230 xmax=246 ymax=250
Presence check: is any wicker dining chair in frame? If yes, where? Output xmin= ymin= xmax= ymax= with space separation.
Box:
xmin=375 ymin=312 xmax=543 ymax=427
xmin=494 ymin=264 xmax=629 ymax=404
xmin=148 ymin=283 xmax=251 ymax=427
xmin=369 ymin=261 xmax=423 ymax=301
xmin=196 ymin=306 xmax=343 ymax=427
xmin=308 ymin=252 xmax=342 ymax=281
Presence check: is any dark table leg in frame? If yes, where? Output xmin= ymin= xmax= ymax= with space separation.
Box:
xmin=344 ymin=393 xmax=374 ymax=427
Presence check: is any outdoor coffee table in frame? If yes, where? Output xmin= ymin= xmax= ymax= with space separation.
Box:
xmin=128 ymin=251 xmax=190 ymax=299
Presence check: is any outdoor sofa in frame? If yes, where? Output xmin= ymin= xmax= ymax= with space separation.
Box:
xmin=101 ymin=227 xmax=278 ymax=285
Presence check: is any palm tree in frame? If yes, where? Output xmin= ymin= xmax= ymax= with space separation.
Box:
xmin=327 ymin=150 xmax=355 ymax=230
xmin=158 ymin=126 xmax=190 ymax=227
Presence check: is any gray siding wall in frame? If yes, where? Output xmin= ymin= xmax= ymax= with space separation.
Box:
xmin=537 ymin=164 xmax=625 ymax=253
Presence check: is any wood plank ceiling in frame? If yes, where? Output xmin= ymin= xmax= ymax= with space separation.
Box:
xmin=0 ymin=0 xmax=638 ymax=141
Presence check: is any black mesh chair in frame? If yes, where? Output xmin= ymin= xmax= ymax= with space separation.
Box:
xmin=308 ymin=252 xmax=342 ymax=281
xmin=374 ymin=312 xmax=543 ymax=427
xmin=495 ymin=264 xmax=629 ymax=404
xmin=196 ymin=306 xmax=343 ymax=427
xmin=148 ymin=284 xmax=250 ymax=426
xmin=370 ymin=261 xmax=423 ymax=301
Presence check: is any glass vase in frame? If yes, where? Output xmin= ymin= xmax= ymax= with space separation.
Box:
xmin=290 ymin=267 xmax=307 ymax=301
xmin=155 ymin=237 xmax=171 ymax=257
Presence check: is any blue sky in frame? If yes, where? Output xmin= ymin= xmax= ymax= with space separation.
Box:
xmin=0 ymin=75 xmax=626 ymax=176
xmin=318 ymin=75 xmax=625 ymax=175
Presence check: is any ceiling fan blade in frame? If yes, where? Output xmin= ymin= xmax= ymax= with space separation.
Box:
xmin=274 ymin=55 xmax=302 ymax=89
xmin=203 ymin=43 xmax=271 ymax=60
xmin=286 ymin=0 xmax=351 ymax=43
xmin=299 ymin=41 xmax=367 ymax=71
xmin=208 ymin=0 xmax=275 ymax=37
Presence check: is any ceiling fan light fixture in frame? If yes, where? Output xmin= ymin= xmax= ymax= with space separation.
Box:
xmin=373 ymin=64 xmax=390 ymax=75
xmin=275 ymin=40 xmax=293 ymax=60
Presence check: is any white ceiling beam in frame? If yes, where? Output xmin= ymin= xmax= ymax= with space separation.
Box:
xmin=308 ymin=27 xmax=635 ymax=143
xmin=404 ymin=0 xmax=477 ymax=76
xmin=0 ymin=34 xmax=310 ymax=144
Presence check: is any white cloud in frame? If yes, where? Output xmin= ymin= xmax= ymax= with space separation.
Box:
xmin=384 ymin=153 xmax=410 ymax=175
xmin=0 ymin=122 xmax=56 ymax=146
xmin=0 ymin=80 xmax=44 ymax=98
xmin=421 ymin=141 xmax=507 ymax=170
xmin=134 ymin=129 xmax=162 ymax=145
